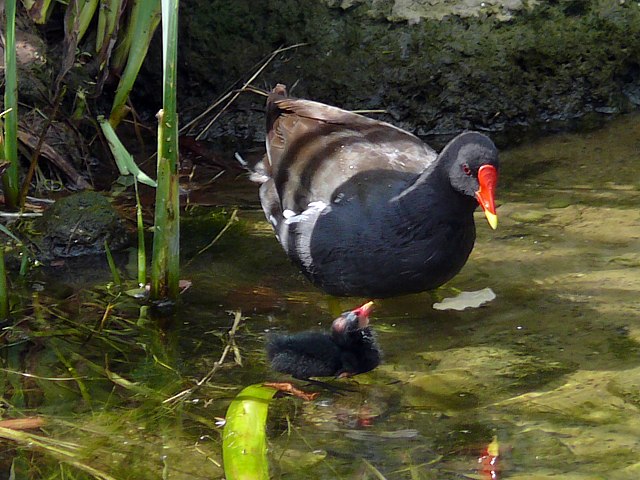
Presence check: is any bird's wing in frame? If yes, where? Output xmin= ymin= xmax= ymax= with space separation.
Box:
xmin=265 ymin=94 xmax=437 ymax=213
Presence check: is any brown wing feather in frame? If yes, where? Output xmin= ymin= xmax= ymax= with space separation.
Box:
xmin=265 ymin=85 xmax=432 ymax=179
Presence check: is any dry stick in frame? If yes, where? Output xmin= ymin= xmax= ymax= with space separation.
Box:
xmin=193 ymin=43 xmax=307 ymax=140
xmin=180 ymin=86 xmax=269 ymax=136
xmin=180 ymin=90 xmax=235 ymax=135
xmin=163 ymin=310 xmax=245 ymax=405
xmin=179 ymin=50 xmax=283 ymax=136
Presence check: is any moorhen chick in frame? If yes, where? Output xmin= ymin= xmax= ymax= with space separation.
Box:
xmin=249 ymin=84 xmax=499 ymax=298
xmin=266 ymin=301 xmax=380 ymax=380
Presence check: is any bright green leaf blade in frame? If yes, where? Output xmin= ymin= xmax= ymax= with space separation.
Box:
xmin=22 ymin=0 xmax=55 ymax=24
xmin=222 ymin=384 xmax=278 ymax=480
xmin=110 ymin=0 xmax=161 ymax=126
xmin=76 ymin=0 xmax=99 ymax=43
xmin=98 ymin=116 xmax=157 ymax=187
xmin=96 ymin=0 xmax=122 ymax=51
xmin=0 ymin=224 xmax=23 ymax=244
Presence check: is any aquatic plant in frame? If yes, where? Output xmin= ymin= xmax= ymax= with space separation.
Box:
xmin=150 ymin=0 xmax=180 ymax=301
xmin=222 ymin=384 xmax=277 ymax=480
xmin=1 ymin=0 xmax=19 ymax=209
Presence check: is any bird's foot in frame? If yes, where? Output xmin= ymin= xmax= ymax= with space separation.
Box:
xmin=264 ymin=382 xmax=320 ymax=401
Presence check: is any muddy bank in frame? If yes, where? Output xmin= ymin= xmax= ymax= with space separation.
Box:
xmin=136 ymin=0 xmax=640 ymax=144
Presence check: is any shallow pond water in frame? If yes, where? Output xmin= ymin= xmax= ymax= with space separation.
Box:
xmin=2 ymin=113 xmax=640 ymax=479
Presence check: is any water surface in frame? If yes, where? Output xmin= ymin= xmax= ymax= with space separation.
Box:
xmin=2 ymin=113 xmax=640 ymax=479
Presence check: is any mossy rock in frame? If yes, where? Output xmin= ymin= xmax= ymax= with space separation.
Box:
xmin=134 ymin=0 xmax=640 ymax=144
xmin=26 ymin=192 xmax=130 ymax=260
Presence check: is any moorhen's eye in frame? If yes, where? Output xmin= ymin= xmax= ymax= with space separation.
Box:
xmin=462 ymin=164 xmax=472 ymax=176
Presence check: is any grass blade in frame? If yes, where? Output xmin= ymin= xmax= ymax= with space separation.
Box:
xmin=76 ymin=0 xmax=100 ymax=43
xmin=23 ymin=0 xmax=55 ymax=24
xmin=96 ymin=0 xmax=123 ymax=52
xmin=134 ymin=180 xmax=147 ymax=286
xmin=104 ymin=240 xmax=122 ymax=287
xmin=109 ymin=0 xmax=161 ymax=127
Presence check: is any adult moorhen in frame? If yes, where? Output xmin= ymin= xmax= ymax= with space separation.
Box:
xmin=265 ymin=301 xmax=380 ymax=380
xmin=250 ymin=84 xmax=499 ymax=298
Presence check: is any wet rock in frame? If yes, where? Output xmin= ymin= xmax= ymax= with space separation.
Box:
xmin=546 ymin=197 xmax=572 ymax=209
xmin=510 ymin=210 xmax=551 ymax=223
xmin=495 ymin=369 xmax=640 ymax=424
xmin=403 ymin=370 xmax=482 ymax=412
xmin=395 ymin=346 xmax=568 ymax=412
xmin=26 ymin=192 xmax=130 ymax=260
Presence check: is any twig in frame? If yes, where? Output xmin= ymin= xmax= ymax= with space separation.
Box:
xmin=185 ymin=208 xmax=238 ymax=267
xmin=193 ymin=43 xmax=307 ymax=140
xmin=180 ymin=85 xmax=270 ymax=136
xmin=163 ymin=310 xmax=245 ymax=405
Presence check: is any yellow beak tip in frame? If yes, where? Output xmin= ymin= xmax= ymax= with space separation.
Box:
xmin=485 ymin=211 xmax=498 ymax=230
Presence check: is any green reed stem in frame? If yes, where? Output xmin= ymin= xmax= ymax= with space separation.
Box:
xmin=150 ymin=0 xmax=180 ymax=301
xmin=2 ymin=0 xmax=19 ymax=209
xmin=134 ymin=180 xmax=147 ymax=286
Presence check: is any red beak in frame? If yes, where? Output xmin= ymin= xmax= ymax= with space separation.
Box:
xmin=475 ymin=164 xmax=498 ymax=230
xmin=353 ymin=301 xmax=374 ymax=328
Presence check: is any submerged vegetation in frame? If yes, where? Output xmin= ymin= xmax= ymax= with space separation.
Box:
xmin=0 ymin=283 xmax=229 ymax=478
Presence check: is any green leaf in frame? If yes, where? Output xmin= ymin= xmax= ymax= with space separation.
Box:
xmin=0 ymin=224 xmax=23 ymax=244
xmin=222 ymin=384 xmax=278 ymax=480
xmin=110 ymin=0 xmax=161 ymax=126
xmin=98 ymin=116 xmax=157 ymax=187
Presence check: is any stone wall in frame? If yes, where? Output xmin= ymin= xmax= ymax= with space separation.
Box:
xmin=137 ymin=0 xmax=640 ymax=143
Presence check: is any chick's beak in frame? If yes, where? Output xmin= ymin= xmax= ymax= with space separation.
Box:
xmin=354 ymin=301 xmax=374 ymax=328
xmin=475 ymin=164 xmax=498 ymax=230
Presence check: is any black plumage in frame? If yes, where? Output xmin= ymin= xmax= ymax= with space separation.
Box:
xmin=265 ymin=301 xmax=380 ymax=380
xmin=248 ymin=84 xmax=500 ymax=298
